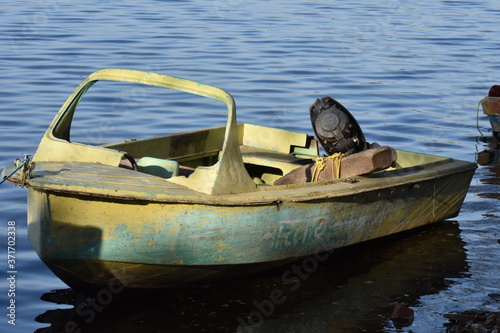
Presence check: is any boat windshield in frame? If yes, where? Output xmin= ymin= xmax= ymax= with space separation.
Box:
xmin=69 ymin=80 xmax=227 ymax=146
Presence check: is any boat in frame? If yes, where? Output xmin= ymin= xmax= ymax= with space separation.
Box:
xmin=480 ymin=85 xmax=500 ymax=139
xmin=1 ymin=69 xmax=477 ymax=290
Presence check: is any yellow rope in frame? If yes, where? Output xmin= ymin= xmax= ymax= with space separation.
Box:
xmin=312 ymin=153 xmax=346 ymax=182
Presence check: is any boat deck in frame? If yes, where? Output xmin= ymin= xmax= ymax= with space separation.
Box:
xmin=11 ymin=149 xmax=473 ymax=206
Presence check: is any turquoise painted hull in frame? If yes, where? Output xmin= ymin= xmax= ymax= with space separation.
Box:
xmin=25 ymin=157 xmax=475 ymax=289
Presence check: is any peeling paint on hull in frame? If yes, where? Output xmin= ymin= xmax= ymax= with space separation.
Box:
xmin=26 ymin=163 xmax=474 ymax=289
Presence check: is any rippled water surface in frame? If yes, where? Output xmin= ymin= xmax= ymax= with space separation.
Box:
xmin=0 ymin=1 xmax=499 ymax=332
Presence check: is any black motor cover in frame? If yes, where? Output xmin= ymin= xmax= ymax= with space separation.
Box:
xmin=310 ymin=96 xmax=367 ymax=155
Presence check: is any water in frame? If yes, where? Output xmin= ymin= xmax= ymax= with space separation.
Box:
xmin=0 ymin=0 xmax=499 ymax=331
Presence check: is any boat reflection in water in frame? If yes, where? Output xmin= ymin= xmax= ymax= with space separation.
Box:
xmin=35 ymin=221 xmax=467 ymax=333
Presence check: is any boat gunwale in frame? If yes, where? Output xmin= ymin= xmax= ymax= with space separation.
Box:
xmin=10 ymin=155 xmax=477 ymax=206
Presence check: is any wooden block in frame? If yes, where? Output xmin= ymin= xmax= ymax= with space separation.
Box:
xmin=274 ymin=146 xmax=397 ymax=185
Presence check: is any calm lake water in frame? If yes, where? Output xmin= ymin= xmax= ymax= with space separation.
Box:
xmin=1 ymin=0 xmax=499 ymax=332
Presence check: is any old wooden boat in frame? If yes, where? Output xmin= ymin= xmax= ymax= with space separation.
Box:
xmin=480 ymin=85 xmax=500 ymax=138
xmin=1 ymin=69 xmax=476 ymax=290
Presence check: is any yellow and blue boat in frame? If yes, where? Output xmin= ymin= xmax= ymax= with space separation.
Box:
xmin=1 ymin=69 xmax=476 ymax=290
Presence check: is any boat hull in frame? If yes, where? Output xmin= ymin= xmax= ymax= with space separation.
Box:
xmin=487 ymin=115 xmax=500 ymax=137
xmin=27 ymin=161 xmax=475 ymax=289
xmin=481 ymin=96 xmax=500 ymax=137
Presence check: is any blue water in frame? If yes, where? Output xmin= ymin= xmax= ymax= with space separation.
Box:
xmin=1 ymin=0 xmax=499 ymax=331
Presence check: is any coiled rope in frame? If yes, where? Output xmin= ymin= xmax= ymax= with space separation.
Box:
xmin=311 ymin=153 xmax=346 ymax=182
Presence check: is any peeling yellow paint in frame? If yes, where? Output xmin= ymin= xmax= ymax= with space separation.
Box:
xmin=213 ymin=240 xmax=232 ymax=251
xmin=171 ymin=259 xmax=184 ymax=265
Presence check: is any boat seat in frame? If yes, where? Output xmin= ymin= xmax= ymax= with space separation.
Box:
xmin=137 ymin=157 xmax=179 ymax=179
xmin=240 ymin=145 xmax=315 ymax=175
xmin=239 ymin=145 xmax=316 ymax=184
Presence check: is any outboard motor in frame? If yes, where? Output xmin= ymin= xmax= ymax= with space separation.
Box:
xmin=310 ymin=96 xmax=367 ymax=155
